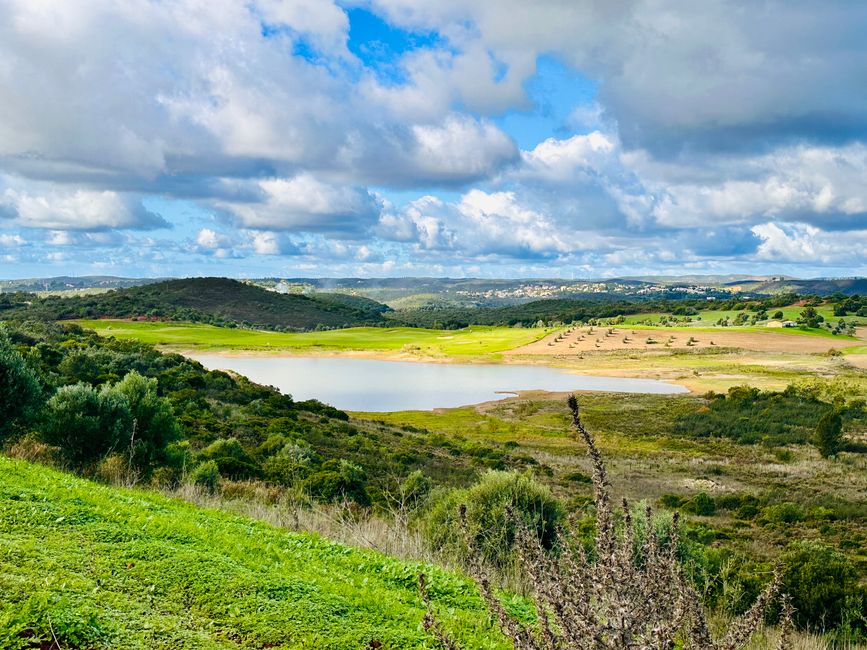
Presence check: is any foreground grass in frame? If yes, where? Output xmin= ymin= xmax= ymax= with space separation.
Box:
xmin=0 ymin=457 xmax=507 ymax=650
xmin=72 ymin=320 xmax=552 ymax=356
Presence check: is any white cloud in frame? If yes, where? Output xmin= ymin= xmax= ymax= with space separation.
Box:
xmin=0 ymin=234 xmax=25 ymax=247
xmin=217 ymin=175 xmax=383 ymax=234
xmin=0 ymin=183 xmax=167 ymax=230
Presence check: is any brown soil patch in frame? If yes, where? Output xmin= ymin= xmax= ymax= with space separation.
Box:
xmin=846 ymin=354 xmax=867 ymax=370
xmin=507 ymin=325 xmax=866 ymax=356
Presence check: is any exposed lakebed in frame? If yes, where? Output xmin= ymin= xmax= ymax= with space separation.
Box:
xmin=191 ymin=355 xmax=688 ymax=412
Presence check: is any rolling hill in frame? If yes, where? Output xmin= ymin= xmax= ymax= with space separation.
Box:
xmin=4 ymin=277 xmax=391 ymax=331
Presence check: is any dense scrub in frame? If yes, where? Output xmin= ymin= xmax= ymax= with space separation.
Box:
xmin=0 ymin=321 xmax=503 ymax=505
xmin=675 ymin=385 xmax=865 ymax=446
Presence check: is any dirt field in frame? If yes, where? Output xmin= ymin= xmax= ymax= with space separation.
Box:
xmin=508 ymin=325 xmax=867 ymax=356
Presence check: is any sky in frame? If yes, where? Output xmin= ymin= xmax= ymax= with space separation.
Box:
xmin=1 ymin=0 xmax=867 ymax=280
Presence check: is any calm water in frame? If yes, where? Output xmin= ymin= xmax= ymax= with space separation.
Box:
xmin=191 ymin=355 xmax=687 ymax=412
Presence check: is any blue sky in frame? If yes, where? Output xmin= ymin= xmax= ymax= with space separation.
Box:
xmin=1 ymin=0 xmax=866 ymax=279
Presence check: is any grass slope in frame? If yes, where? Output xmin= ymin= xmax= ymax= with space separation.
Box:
xmin=0 ymin=457 xmax=507 ymax=650
xmin=73 ymin=320 xmax=554 ymax=355
xmin=14 ymin=278 xmax=390 ymax=331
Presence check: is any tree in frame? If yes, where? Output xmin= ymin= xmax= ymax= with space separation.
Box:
xmin=814 ymin=409 xmax=843 ymax=458
xmin=42 ymin=383 xmax=132 ymax=467
xmin=0 ymin=328 xmax=42 ymax=439
xmin=798 ymin=306 xmax=823 ymax=329
xmin=110 ymin=371 xmax=179 ymax=471
xmin=781 ymin=540 xmax=860 ymax=629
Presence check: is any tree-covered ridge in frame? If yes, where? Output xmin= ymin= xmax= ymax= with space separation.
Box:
xmin=0 ymin=321 xmax=498 ymax=506
xmin=1 ymin=278 xmax=391 ymax=331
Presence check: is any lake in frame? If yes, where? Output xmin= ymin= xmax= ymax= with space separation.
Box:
xmin=190 ymin=355 xmax=688 ymax=412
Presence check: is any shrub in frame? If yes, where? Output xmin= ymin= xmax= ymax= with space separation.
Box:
xmin=41 ymin=383 xmax=133 ymax=468
xmin=0 ymin=328 xmax=41 ymax=439
xmin=781 ymin=540 xmax=860 ymax=630
xmin=190 ymin=460 xmax=220 ymax=494
xmin=302 ymin=459 xmax=370 ymax=506
xmin=423 ymin=470 xmax=563 ymax=568
xmin=814 ymin=409 xmax=843 ymax=458
xmin=421 ymin=395 xmax=791 ymax=649
xmin=683 ymin=491 xmax=716 ymax=516
xmin=762 ymin=502 xmax=804 ymax=525
xmin=110 ymin=371 xmax=180 ymax=471
xmin=198 ymin=437 xmax=261 ymax=479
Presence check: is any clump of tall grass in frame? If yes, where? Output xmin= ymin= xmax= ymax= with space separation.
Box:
xmin=422 ymin=394 xmax=792 ymax=650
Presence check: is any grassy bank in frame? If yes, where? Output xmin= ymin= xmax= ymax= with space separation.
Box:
xmin=0 ymin=456 xmax=507 ymax=650
xmin=72 ymin=320 xmax=553 ymax=356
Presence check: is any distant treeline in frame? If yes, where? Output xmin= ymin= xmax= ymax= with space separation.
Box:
xmin=389 ymin=293 xmax=808 ymax=329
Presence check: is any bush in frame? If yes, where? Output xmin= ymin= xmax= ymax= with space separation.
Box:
xmin=781 ymin=540 xmax=861 ymax=630
xmin=302 ymin=459 xmax=370 ymax=506
xmin=198 ymin=437 xmax=261 ymax=479
xmin=41 ymin=383 xmax=133 ymax=468
xmin=683 ymin=492 xmax=716 ymax=516
xmin=761 ymin=502 xmax=804 ymax=524
xmin=0 ymin=328 xmax=41 ymax=439
xmin=814 ymin=409 xmax=843 ymax=458
xmin=423 ymin=471 xmax=563 ymax=568
xmin=111 ymin=371 xmax=180 ymax=471
xmin=189 ymin=460 xmax=220 ymax=494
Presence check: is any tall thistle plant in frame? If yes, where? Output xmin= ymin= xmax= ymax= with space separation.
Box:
xmin=421 ymin=394 xmax=791 ymax=650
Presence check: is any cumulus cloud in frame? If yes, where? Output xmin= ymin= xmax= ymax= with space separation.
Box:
xmin=215 ymin=175 xmax=383 ymax=235
xmin=372 ymin=0 xmax=867 ymax=153
xmin=0 ymin=183 xmax=167 ymax=231
xmin=1 ymin=0 xmax=866 ymax=276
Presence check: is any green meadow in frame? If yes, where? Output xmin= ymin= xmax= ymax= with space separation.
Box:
xmin=73 ymin=320 xmax=553 ymax=356
xmin=618 ymin=305 xmax=865 ymax=328
xmin=0 ymin=456 xmax=509 ymax=650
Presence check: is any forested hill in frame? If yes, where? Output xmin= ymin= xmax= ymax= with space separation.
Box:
xmin=1 ymin=277 xmax=391 ymax=331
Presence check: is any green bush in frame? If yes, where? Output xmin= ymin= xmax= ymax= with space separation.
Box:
xmin=761 ymin=502 xmax=804 ymax=524
xmin=190 ymin=460 xmax=220 ymax=494
xmin=0 ymin=328 xmax=41 ymax=439
xmin=302 ymin=459 xmax=370 ymax=506
xmin=423 ymin=471 xmax=563 ymax=568
xmin=781 ymin=540 xmax=861 ymax=630
xmin=41 ymin=383 xmax=133 ymax=467
xmin=111 ymin=371 xmax=180 ymax=471
xmin=198 ymin=437 xmax=261 ymax=479
xmin=683 ymin=492 xmax=716 ymax=516
xmin=814 ymin=409 xmax=843 ymax=458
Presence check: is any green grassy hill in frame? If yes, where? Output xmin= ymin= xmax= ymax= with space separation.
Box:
xmin=5 ymin=278 xmax=391 ymax=331
xmin=0 ymin=457 xmax=506 ymax=650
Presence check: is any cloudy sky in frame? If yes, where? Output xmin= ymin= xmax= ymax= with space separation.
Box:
xmin=1 ymin=0 xmax=866 ymax=279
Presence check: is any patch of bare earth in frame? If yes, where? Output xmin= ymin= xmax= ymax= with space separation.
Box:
xmin=507 ymin=325 xmax=866 ymax=356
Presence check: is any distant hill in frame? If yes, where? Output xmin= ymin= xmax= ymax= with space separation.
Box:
xmin=4 ymin=277 xmax=391 ymax=331
xmin=725 ymin=277 xmax=867 ymax=296
xmin=0 ymin=275 xmax=163 ymax=293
